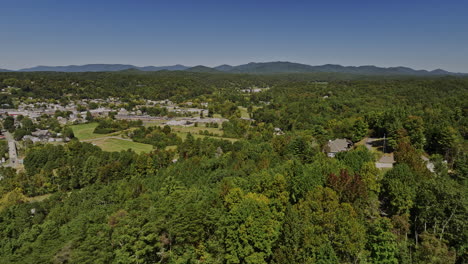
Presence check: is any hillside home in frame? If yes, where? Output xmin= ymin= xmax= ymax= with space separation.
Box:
xmin=326 ymin=139 xmax=353 ymax=157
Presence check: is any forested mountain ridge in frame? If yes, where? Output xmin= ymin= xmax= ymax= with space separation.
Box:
xmin=185 ymin=65 xmax=222 ymax=73
xmin=214 ymin=64 xmax=235 ymax=71
xmin=18 ymin=64 xmax=189 ymax=72
xmin=2 ymin=62 xmax=465 ymax=75
xmin=217 ymin=61 xmax=464 ymax=75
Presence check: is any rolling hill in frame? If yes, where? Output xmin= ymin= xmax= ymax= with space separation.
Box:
xmin=214 ymin=62 xmax=463 ymax=76
xmin=0 ymin=62 xmax=464 ymax=76
xmin=18 ymin=64 xmax=189 ymax=72
xmin=214 ymin=64 xmax=234 ymax=71
xmin=185 ymin=65 xmax=221 ymax=73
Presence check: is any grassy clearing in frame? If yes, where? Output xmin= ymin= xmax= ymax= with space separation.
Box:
xmin=90 ymin=138 xmax=153 ymax=153
xmin=143 ymin=120 xmax=167 ymax=127
xmin=144 ymin=121 xmax=224 ymax=136
xmin=71 ymin=123 xmax=153 ymax=153
xmin=170 ymin=125 xmax=223 ymax=136
xmin=71 ymin=123 xmax=99 ymax=140
xmin=175 ymin=132 xmax=238 ymax=142
xmin=165 ymin=145 xmax=177 ymax=151
xmin=238 ymin=106 xmax=250 ymax=118
xmin=26 ymin=193 xmax=52 ymax=203
xmin=144 ymin=121 xmax=237 ymax=141
xmin=379 ymin=167 xmax=392 ymax=173
xmin=71 ymin=123 xmax=120 ymax=140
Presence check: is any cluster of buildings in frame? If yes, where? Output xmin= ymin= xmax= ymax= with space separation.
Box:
xmin=23 ymin=129 xmax=70 ymax=143
xmin=144 ymin=99 xmax=209 ymax=116
xmin=0 ymin=101 xmax=83 ymax=124
xmin=325 ymin=138 xmax=397 ymax=169
xmin=0 ymin=97 xmax=212 ymax=125
xmin=164 ymin=117 xmax=228 ymax=126
xmin=240 ymin=87 xmax=269 ymax=93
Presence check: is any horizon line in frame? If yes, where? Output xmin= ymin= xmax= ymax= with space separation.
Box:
xmin=1 ymin=61 xmax=464 ymax=73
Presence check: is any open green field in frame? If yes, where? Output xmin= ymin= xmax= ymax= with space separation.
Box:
xmin=165 ymin=145 xmax=177 ymax=151
xmin=170 ymin=125 xmax=224 ymax=136
xmin=174 ymin=132 xmax=238 ymax=142
xmin=71 ymin=123 xmax=153 ymax=153
xmin=71 ymin=122 xmax=233 ymax=153
xmin=71 ymin=123 xmax=114 ymax=140
xmin=144 ymin=121 xmax=238 ymax=141
xmin=238 ymin=106 xmax=250 ymax=118
xmin=90 ymin=138 xmax=153 ymax=153
xmin=144 ymin=121 xmax=224 ymax=135
xmin=26 ymin=193 xmax=52 ymax=203
xmin=143 ymin=120 xmax=167 ymax=127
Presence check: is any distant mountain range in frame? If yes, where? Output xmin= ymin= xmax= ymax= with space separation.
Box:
xmin=212 ymin=62 xmax=462 ymax=76
xmin=1 ymin=62 xmax=465 ymax=76
xmin=185 ymin=65 xmax=221 ymax=73
xmin=17 ymin=64 xmax=188 ymax=72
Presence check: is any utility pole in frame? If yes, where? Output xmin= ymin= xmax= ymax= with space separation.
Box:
xmin=383 ymin=133 xmax=386 ymax=153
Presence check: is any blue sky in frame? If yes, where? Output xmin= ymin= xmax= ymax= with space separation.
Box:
xmin=1 ymin=0 xmax=467 ymax=71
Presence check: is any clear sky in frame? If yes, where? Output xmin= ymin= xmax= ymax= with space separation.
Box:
xmin=1 ymin=0 xmax=467 ymax=72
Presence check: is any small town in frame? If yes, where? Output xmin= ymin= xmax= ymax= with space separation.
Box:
xmin=0 ymin=92 xmax=438 ymax=175
xmin=0 ymin=95 xmax=234 ymax=168
xmin=0 ymin=1 xmax=466 ymax=263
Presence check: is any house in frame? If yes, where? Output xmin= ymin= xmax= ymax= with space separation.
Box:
xmin=274 ymin=127 xmax=284 ymax=136
xmin=57 ymin=116 xmax=68 ymax=125
xmin=240 ymin=88 xmax=263 ymax=93
xmin=31 ymin=129 xmax=51 ymax=139
xmin=90 ymin=107 xmax=111 ymax=117
xmin=375 ymin=154 xmax=395 ymax=169
xmin=326 ymin=139 xmax=353 ymax=157
xmin=23 ymin=135 xmax=42 ymax=143
xmin=165 ymin=120 xmax=193 ymax=126
xmin=118 ymin=108 xmax=129 ymax=116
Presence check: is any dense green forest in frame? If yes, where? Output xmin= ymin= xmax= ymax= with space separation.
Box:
xmin=0 ymin=71 xmax=467 ymax=263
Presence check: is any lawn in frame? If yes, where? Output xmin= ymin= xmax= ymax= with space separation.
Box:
xmin=71 ymin=123 xmax=153 ymax=153
xmin=26 ymin=193 xmax=52 ymax=203
xmin=143 ymin=120 xmax=167 ymax=127
xmin=174 ymin=132 xmax=238 ymax=142
xmin=144 ymin=121 xmax=238 ymax=141
xmin=71 ymin=123 xmax=116 ymax=140
xmin=238 ymin=106 xmax=250 ymax=118
xmin=72 ymin=122 xmax=234 ymax=153
xmin=90 ymin=138 xmax=153 ymax=154
xmin=170 ymin=125 xmax=224 ymax=136
xmin=165 ymin=145 xmax=177 ymax=151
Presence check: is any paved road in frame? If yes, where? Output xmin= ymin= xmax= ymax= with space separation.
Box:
xmin=365 ymin=137 xmax=395 ymax=169
xmin=4 ymin=132 xmax=18 ymax=168
xmin=365 ymin=137 xmax=382 ymax=151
